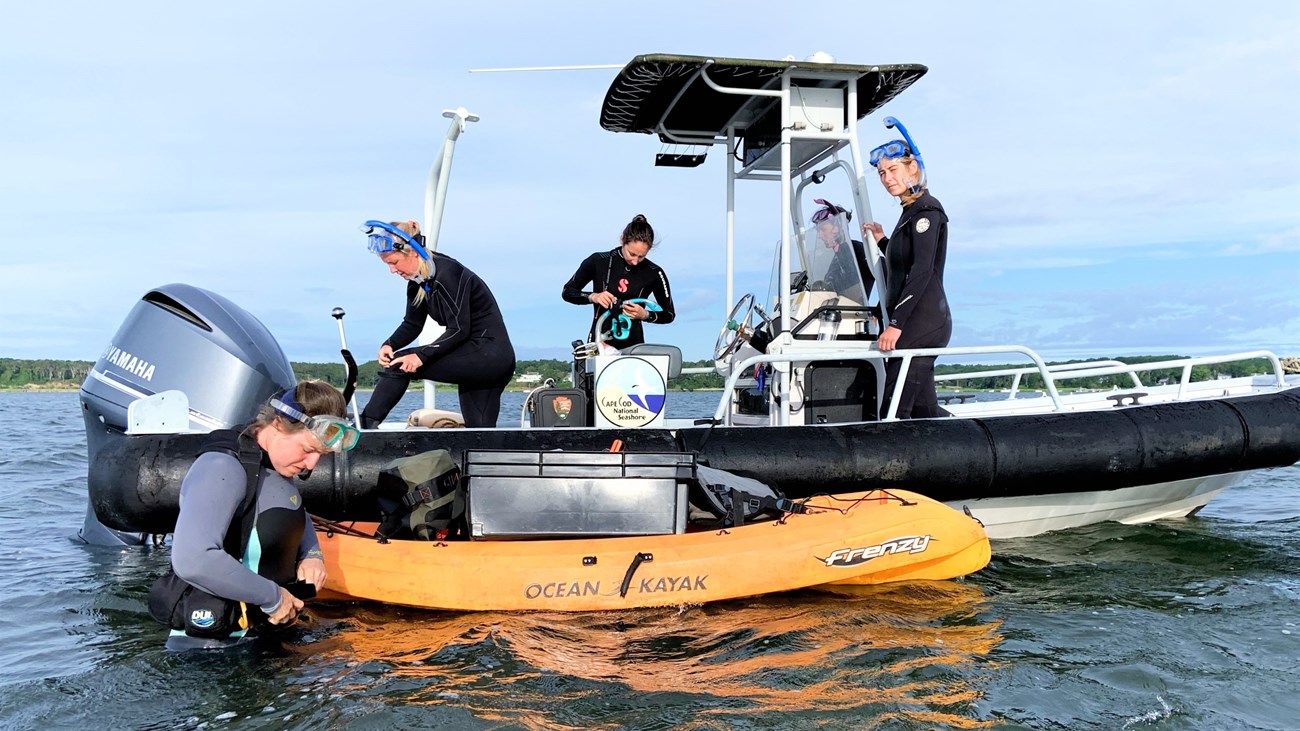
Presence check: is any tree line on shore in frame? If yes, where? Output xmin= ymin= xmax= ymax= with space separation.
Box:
xmin=0 ymin=357 xmax=717 ymax=391
xmin=3 ymin=355 xmax=1287 ymax=392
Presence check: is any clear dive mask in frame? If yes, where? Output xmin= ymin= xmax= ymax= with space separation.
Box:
xmin=270 ymin=398 xmax=360 ymax=452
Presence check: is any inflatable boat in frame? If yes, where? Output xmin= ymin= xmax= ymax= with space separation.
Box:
xmin=312 ymin=490 xmax=992 ymax=612
xmin=77 ymin=53 xmax=1300 ymax=547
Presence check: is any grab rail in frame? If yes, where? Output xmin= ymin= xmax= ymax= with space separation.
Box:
xmin=937 ymin=351 xmax=1287 ymax=401
xmin=709 ymin=347 xmax=1288 ymax=425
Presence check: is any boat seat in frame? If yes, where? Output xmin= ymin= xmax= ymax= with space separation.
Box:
xmin=621 ymin=343 xmax=682 ymax=379
xmin=406 ymin=408 xmax=466 ymax=428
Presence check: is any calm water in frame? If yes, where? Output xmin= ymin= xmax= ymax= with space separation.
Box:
xmin=1 ymin=391 xmax=1298 ymax=730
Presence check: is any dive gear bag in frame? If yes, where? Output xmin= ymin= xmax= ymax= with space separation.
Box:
xmin=375 ymin=449 xmax=465 ymax=540
xmin=689 ymin=465 xmax=806 ymax=528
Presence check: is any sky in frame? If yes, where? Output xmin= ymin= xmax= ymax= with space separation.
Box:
xmin=2 ymin=1 xmax=1297 ymax=367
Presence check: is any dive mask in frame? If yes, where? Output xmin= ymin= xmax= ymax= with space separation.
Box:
xmin=270 ymin=396 xmax=360 ymax=452
xmin=811 ymin=198 xmax=851 ymax=223
xmin=868 ymin=116 xmax=926 ymax=194
xmin=868 ymin=139 xmax=912 ymax=166
xmin=360 ymin=220 xmax=431 ymax=260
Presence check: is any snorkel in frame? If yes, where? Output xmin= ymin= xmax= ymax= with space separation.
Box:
xmin=869 ymin=116 xmax=926 ymax=195
xmin=595 ymin=298 xmax=664 ymax=348
xmin=361 ymin=220 xmax=434 ymax=285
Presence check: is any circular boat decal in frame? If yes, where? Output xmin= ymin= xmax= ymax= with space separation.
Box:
xmin=595 ymin=356 xmax=666 ymax=427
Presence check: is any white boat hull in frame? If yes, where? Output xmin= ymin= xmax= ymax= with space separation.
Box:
xmin=950 ymin=472 xmax=1243 ymax=540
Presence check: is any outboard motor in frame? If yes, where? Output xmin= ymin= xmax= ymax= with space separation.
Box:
xmin=78 ymin=284 xmax=295 ymax=545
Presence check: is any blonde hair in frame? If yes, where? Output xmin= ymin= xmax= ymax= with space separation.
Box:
xmin=896 ymin=158 xmax=926 ymax=207
xmin=393 ymin=220 xmax=434 ymax=305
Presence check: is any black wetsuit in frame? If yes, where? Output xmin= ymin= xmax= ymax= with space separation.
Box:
xmin=362 ymin=250 xmax=516 ymax=429
xmin=167 ymin=429 xmax=319 ymax=650
xmin=562 ymin=248 xmax=676 ymax=348
xmin=878 ymin=191 xmax=952 ymax=419
xmin=823 ymin=238 xmax=874 ymax=303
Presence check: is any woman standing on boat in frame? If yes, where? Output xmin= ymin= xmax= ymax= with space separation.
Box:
xmin=360 ymin=220 xmax=516 ymax=429
xmin=159 ymin=381 xmax=357 ymax=650
xmin=562 ymin=214 xmax=676 ymax=349
xmin=861 ymin=118 xmax=952 ymax=419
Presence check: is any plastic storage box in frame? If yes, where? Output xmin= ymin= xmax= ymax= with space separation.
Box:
xmin=463 ymin=450 xmax=695 ymax=540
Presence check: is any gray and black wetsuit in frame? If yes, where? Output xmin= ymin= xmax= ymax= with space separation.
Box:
xmin=878 ymin=191 xmax=952 ymax=419
xmin=562 ymin=248 xmax=676 ymax=348
xmin=362 ymin=247 xmax=517 ymax=429
xmin=166 ymin=434 xmax=320 ymax=651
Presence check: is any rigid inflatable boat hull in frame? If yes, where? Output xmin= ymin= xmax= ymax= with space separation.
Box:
xmin=85 ymin=387 xmax=1300 ymax=537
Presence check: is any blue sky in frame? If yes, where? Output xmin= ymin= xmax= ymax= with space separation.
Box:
xmin=2 ymin=1 xmax=1297 ymax=365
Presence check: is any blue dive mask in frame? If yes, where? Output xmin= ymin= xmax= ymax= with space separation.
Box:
xmin=360 ymin=220 xmax=431 ymax=260
xmin=868 ymin=116 xmax=926 ymax=194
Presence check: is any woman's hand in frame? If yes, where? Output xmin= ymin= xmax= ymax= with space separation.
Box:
xmin=377 ymin=344 xmax=395 ymax=368
xmin=590 ymin=292 xmax=617 ymax=309
xmin=393 ymin=353 xmax=424 ymax=373
xmin=297 ymin=557 xmax=326 ymax=590
xmin=877 ymin=325 xmax=902 ymax=352
xmin=862 ymin=222 xmax=884 ymax=243
xmin=266 ymin=587 xmax=304 ymax=625
xmin=622 ymin=302 xmax=650 ymax=320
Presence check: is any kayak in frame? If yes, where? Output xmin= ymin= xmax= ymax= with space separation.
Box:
xmin=313 ymin=489 xmax=990 ymax=612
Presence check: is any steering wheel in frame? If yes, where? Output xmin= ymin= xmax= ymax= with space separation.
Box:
xmin=714 ymin=293 xmax=768 ymax=360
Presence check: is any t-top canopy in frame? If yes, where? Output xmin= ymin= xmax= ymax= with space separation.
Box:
xmin=599 ymin=53 xmax=927 ymax=142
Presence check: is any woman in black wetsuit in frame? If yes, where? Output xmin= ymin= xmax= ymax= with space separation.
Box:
xmin=561 ymin=214 xmax=676 ymax=349
xmin=861 ymin=119 xmax=952 ymax=419
xmin=360 ymin=220 xmax=516 ymax=429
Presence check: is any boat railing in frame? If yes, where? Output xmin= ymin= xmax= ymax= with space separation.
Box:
xmin=938 ymin=351 xmax=1288 ymax=401
xmin=936 ymin=359 xmax=1139 ymax=399
xmin=710 ymin=347 xmax=1289 ymax=425
xmin=711 ymin=345 xmax=1062 ymax=424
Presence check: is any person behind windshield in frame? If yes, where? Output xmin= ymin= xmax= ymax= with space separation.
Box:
xmin=360 ymin=220 xmax=516 ymax=429
xmin=810 ymin=198 xmax=872 ymax=302
xmin=861 ymin=119 xmax=952 ymax=419
xmin=562 ymin=214 xmax=676 ymax=349
xmin=167 ymin=380 xmax=355 ymax=650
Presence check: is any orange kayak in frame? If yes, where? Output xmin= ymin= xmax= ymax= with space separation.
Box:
xmin=314 ymin=489 xmax=990 ymax=612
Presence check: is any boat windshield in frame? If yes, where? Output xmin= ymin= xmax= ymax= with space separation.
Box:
xmin=767 ymin=212 xmax=869 ymax=311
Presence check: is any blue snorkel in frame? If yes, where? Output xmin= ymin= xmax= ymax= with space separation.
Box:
xmin=361 ymin=220 xmax=432 ymax=260
xmin=596 ymin=298 xmax=664 ymax=348
xmin=871 ymin=116 xmax=927 ymax=194
xmin=361 ymin=220 xmax=435 ymax=288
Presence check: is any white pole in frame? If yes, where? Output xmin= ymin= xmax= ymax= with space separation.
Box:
xmin=419 ymin=108 xmax=479 ymax=411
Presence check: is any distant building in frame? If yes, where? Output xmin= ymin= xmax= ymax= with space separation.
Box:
xmin=516 ymin=373 xmax=543 ymax=384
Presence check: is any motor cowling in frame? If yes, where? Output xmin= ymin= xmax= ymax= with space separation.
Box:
xmin=80 ymin=283 xmax=295 ymax=436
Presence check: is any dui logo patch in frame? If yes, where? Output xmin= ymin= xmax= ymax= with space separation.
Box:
xmin=915 ymin=217 xmax=930 ymax=233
